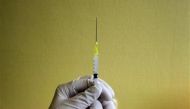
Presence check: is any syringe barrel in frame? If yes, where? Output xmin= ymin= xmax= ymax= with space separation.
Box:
xmin=93 ymin=55 xmax=99 ymax=78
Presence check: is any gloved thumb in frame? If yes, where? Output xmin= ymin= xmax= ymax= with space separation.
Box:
xmin=62 ymin=84 xmax=102 ymax=109
xmin=89 ymin=100 xmax=103 ymax=109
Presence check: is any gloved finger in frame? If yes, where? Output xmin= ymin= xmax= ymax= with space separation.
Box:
xmin=98 ymin=79 xmax=117 ymax=108
xmin=102 ymin=100 xmax=117 ymax=109
xmin=89 ymin=100 xmax=103 ymax=109
xmin=98 ymin=79 xmax=115 ymax=102
xmin=55 ymin=78 xmax=94 ymax=99
xmin=99 ymin=78 xmax=115 ymax=96
xmin=73 ymin=78 xmax=94 ymax=93
xmin=63 ymin=84 xmax=102 ymax=109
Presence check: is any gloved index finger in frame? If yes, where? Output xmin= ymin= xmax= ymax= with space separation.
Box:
xmin=72 ymin=78 xmax=94 ymax=94
xmin=98 ymin=79 xmax=115 ymax=101
xmin=98 ymin=78 xmax=115 ymax=97
xmin=56 ymin=76 xmax=94 ymax=99
xmin=64 ymin=83 xmax=102 ymax=109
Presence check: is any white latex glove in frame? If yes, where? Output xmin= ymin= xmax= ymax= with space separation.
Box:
xmin=49 ymin=76 xmax=117 ymax=109
xmin=98 ymin=78 xmax=117 ymax=109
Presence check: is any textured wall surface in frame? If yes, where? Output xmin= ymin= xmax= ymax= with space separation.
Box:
xmin=0 ymin=0 xmax=189 ymax=109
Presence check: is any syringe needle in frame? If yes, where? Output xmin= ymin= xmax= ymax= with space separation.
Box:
xmin=96 ymin=17 xmax=98 ymax=42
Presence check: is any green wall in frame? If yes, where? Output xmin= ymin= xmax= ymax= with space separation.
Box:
xmin=1 ymin=0 xmax=189 ymax=109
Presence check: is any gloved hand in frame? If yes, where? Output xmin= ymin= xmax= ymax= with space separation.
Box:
xmin=49 ymin=76 xmax=117 ymax=109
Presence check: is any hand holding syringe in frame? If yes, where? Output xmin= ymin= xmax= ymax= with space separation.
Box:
xmin=49 ymin=17 xmax=117 ymax=109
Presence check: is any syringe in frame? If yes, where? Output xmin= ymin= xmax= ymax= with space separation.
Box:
xmin=93 ymin=17 xmax=99 ymax=79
